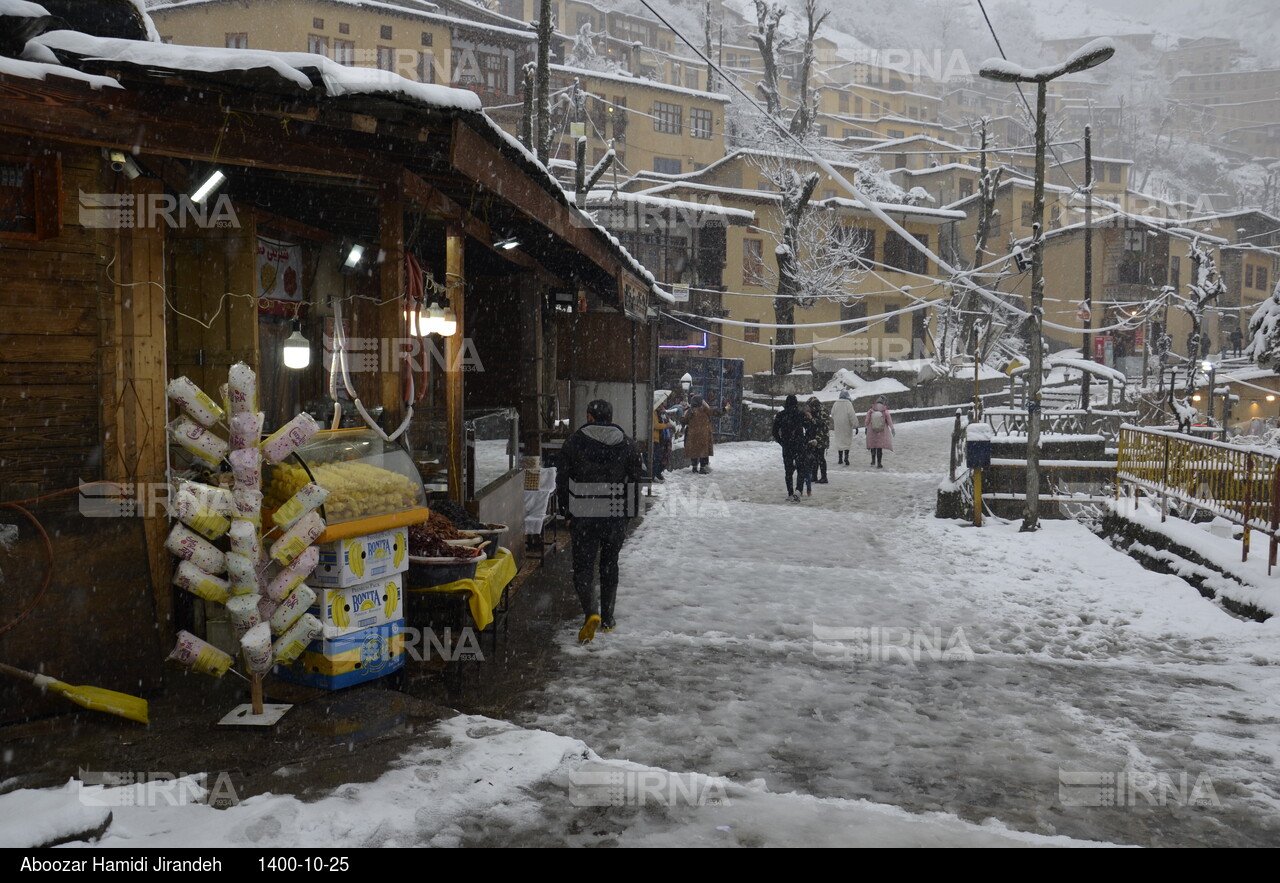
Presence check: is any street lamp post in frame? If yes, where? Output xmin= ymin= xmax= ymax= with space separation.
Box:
xmin=1202 ymin=359 xmax=1216 ymax=425
xmin=980 ymin=39 xmax=1115 ymax=532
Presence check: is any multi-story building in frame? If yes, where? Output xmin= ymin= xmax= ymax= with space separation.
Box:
xmin=150 ymin=0 xmax=541 ymax=109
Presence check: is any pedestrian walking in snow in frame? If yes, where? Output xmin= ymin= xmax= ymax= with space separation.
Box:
xmin=1230 ymin=326 xmax=1244 ymax=358
xmin=683 ymin=394 xmax=727 ymax=474
xmin=865 ymin=395 xmax=894 ymax=468
xmin=651 ymin=391 xmax=675 ymax=482
xmin=557 ymin=399 xmax=643 ymax=643
xmin=830 ymin=390 xmax=857 ymax=465
xmin=772 ymin=394 xmax=813 ymax=501
xmin=807 ymin=397 xmax=831 ymax=483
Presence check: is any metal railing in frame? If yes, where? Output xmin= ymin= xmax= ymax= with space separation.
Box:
xmin=985 ymin=407 xmax=1137 ymax=442
xmin=1115 ymin=424 xmax=1280 ymax=569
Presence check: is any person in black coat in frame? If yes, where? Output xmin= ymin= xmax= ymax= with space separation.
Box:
xmin=556 ymin=399 xmax=643 ymax=642
xmin=772 ymin=394 xmax=813 ymax=502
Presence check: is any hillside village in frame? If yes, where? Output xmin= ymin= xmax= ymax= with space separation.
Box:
xmin=146 ymin=0 xmax=1280 ymax=403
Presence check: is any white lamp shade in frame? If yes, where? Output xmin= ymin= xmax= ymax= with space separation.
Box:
xmin=282 ymin=329 xmax=311 ymax=369
xmin=439 ymin=307 xmax=458 ymax=337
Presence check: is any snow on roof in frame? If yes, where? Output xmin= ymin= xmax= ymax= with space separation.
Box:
xmin=862 ymin=134 xmax=970 ymax=152
xmin=582 ymin=189 xmax=756 ymax=222
xmin=549 ymin=63 xmax=730 ymax=102
xmin=814 ymin=195 xmax=966 ymax=221
xmin=32 ymin=30 xmax=483 ymax=108
xmin=0 ymin=52 xmax=120 ymax=89
xmin=16 ymin=27 xmax=673 ymax=307
xmin=1035 ymin=212 xmax=1230 ymax=246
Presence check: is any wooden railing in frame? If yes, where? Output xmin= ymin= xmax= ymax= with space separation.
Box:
xmin=1115 ymin=424 xmax=1280 ymax=569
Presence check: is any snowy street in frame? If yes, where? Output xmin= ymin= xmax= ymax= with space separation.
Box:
xmin=6 ymin=419 xmax=1279 ymax=848
xmin=510 ymin=418 xmax=1280 ymax=846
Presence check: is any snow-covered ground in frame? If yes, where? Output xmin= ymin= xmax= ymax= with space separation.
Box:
xmin=6 ymin=420 xmax=1279 ymax=847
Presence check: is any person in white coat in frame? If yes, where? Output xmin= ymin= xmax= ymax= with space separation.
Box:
xmin=829 ymin=390 xmax=858 ymax=465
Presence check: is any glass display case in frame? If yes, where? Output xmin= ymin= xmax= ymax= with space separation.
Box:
xmin=467 ymin=407 xmax=519 ymax=498
xmin=264 ymin=428 xmax=428 ymax=525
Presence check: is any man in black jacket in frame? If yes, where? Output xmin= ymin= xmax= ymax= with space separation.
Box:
xmin=556 ymin=399 xmax=643 ymax=643
xmin=772 ymin=394 xmax=812 ymax=502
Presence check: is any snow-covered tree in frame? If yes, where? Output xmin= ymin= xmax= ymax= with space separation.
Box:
xmin=566 ymin=23 xmax=620 ymax=73
xmin=1181 ymin=239 xmax=1227 ymax=378
xmin=1245 ymin=275 xmax=1280 ymax=369
xmin=753 ymin=156 xmax=870 ymax=376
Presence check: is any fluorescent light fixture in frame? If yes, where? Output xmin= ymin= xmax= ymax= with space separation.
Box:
xmin=342 ymin=242 xmax=366 ymax=270
xmin=494 ymin=237 xmax=521 ymax=250
xmin=190 ymin=168 xmax=227 ymax=205
xmin=282 ymin=326 xmax=311 ymax=369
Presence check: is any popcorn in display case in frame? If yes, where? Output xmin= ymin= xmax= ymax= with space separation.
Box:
xmin=264 ymin=428 xmax=428 ymax=527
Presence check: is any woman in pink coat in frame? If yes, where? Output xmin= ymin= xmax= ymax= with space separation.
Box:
xmin=865 ymin=395 xmax=894 ymax=468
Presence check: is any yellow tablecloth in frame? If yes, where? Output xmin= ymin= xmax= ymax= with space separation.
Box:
xmin=406 ymin=548 xmax=517 ymax=631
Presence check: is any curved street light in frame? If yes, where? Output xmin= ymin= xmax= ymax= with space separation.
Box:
xmin=979 ymin=38 xmax=1116 ymax=532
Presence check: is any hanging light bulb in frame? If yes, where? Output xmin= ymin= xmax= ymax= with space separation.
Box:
xmin=421 ymin=302 xmax=445 ymax=335
xmin=282 ymin=323 xmax=311 ymax=369
xmin=405 ymin=303 xmax=426 ymax=336
xmin=439 ymin=306 xmax=458 ymax=337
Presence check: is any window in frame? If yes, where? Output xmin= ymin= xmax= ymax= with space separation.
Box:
xmin=842 ymin=128 xmax=856 ymax=138
xmin=743 ymin=238 xmax=765 ymax=285
xmin=887 ymin=129 xmax=904 ymax=139
xmin=1260 ymin=266 xmax=1270 ymax=291
xmin=883 ymin=231 xmax=927 ymax=274
xmin=1170 ymin=256 xmax=1180 ymax=290
xmin=884 ymin=303 xmax=901 ymax=334
xmin=308 ymin=34 xmax=328 ymax=56
xmin=1050 ymin=204 xmax=1062 ymax=228
xmin=226 ymin=33 xmax=248 ymax=49
xmin=1021 ymin=201 xmax=1034 ymax=226
xmin=838 ymin=92 xmax=849 ymax=112
xmin=377 ymin=46 xmax=395 ymax=72
xmin=690 ymin=107 xmax=713 ymax=139
xmin=840 ymin=300 xmax=867 ymax=331
xmin=339 ymin=22 xmax=349 ymax=35
xmin=421 ymin=32 xmax=433 ymax=47
xmin=895 ymin=153 xmax=907 ymax=169
xmin=685 ymin=68 xmax=699 ymax=90
xmin=823 ymin=189 xmax=836 ymax=199
xmin=653 ymin=102 xmax=682 ymax=134
xmin=855 ymin=96 xmax=863 ymax=115
xmin=744 ymin=319 xmax=760 ymax=343
xmin=653 ymin=157 xmax=682 ymax=175
xmin=1109 ymin=164 xmax=1121 ymax=184
xmin=313 ymin=17 xmax=324 ymax=29
xmin=959 ymin=178 xmax=974 ymax=199
xmin=816 ymin=124 xmax=828 ymax=138
xmin=380 ymin=25 xmax=393 ymax=40
xmin=334 ymin=40 xmax=354 ymax=65
xmin=1247 ymin=265 xmax=1255 ymax=288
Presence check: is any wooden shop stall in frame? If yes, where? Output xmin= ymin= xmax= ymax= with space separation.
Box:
xmin=0 ymin=6 xmax=660 ymax=719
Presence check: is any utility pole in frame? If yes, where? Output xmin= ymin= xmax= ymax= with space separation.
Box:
xmin=1081 ymin=125 xmax=1094 ymax=408
xmin=981 ymin=40 xmax=1115 ymax=532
